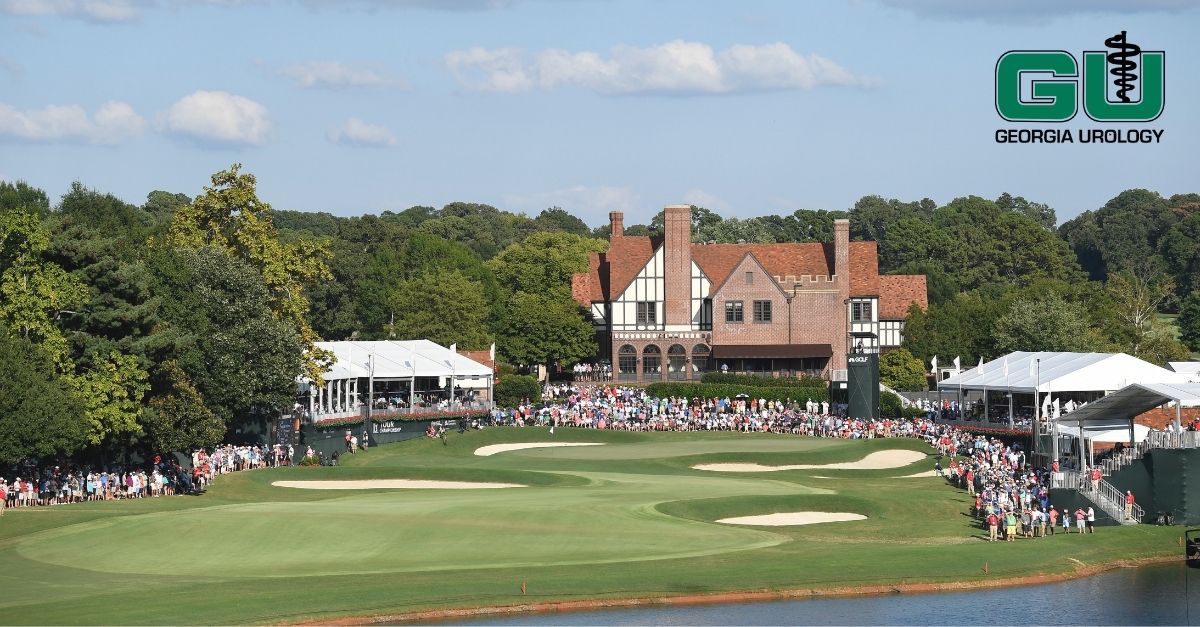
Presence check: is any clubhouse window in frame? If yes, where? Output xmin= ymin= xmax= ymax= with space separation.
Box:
xmin=636 ymin=301 xmax=657 ymax=325
xmin=753 ymin=300 xmax=772 ymax=323
xmin=725 ymin=300 xmax=744 ymax=323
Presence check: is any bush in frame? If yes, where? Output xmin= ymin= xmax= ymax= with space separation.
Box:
xmin=880 ymin=390 xmax=925 ymax=419
xmin=495 ymin=374 xmax=539 ymax=408
xmin=700 ymin=372 xmax=826 ymax=388
xmin=646 ymin=381 xmax=828 ymax=404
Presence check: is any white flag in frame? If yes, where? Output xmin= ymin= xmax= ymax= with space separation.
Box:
xmin=977 ymin=356 xmax=984 ymax=370
xmin=953 ymin=356 xmax=961 ymax=372
xmin=930 ymin=356 xmax=938 ymax=374
xmin=1042 ymin=393 xmax=1052 ymax=414
xmin=1028 ymin=357 xmax=1036 ymax=378
xmin=448 ymin=343 xmax=457 ymax=367
xmin=1002 ymin=356 xmax=1009 ymax=379
xmin=1053 ymin=398 xmax=1061 ymax=419
xmin=489 ymin=342 xmax=496 ymax=362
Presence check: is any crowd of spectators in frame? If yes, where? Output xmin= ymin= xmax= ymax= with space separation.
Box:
xmin=0 ymin=444 xmax=293 ymax=513
xmin=570 ymin=362 xmax=611 ymax=382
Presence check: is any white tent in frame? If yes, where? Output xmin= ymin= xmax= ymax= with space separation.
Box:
xmin=300 ymin=340 xmax=494 ymax=419
xmin=312 ymin=340 xmax=492 ymax=381
xmin=1167 ymin=361 xmax=1200 ymax=377
xmin=938 ymin=352 xmax=1188 ymax=394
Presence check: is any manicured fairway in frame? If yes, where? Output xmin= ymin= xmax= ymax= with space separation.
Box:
xmin=0 ymin=429 xmax=1183 ymax=625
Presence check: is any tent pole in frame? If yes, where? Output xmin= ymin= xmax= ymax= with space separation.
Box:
xmin=983 ymin=386 xmax=989 ymax=425
xmin=1007 ymin=391 xmax=1013 ymax=429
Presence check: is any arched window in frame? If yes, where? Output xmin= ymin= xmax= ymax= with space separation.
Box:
xmin=617 ymin=344 xmax=637 ymax=381
xmin=643 ymin=344 xmax=662 ymax=377
xmin=691 ymin=344 xmax=710 ymax=374
xmin=667 ymin=344 xmax=687 ymax=380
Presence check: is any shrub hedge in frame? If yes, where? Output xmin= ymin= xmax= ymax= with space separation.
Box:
xmin=495 ymin=374 xmax=540 ymax=408
xmin=700 ymin=372 xmax=826 ymax=388
xmin=646 ymin=381 xmax=829 ymax=404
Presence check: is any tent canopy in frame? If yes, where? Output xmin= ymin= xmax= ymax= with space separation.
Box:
xmin=307 ymin=340 xmax=492 ymax=382
xmin=1056 ymin=382 xmax=1200 ymax=432
xmin=937 ymin=351 xmax=1188 ymax=394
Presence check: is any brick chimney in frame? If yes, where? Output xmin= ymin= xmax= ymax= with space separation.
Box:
xmin=609 ymin=211 xmax=624 ymax=238
xmin=832 ymin=218 xmax=850 ymax=370
xmin=663 ymin=204 xmax=692 ymax=329
xmin=833 ymin=218 xmax=849 ymax=279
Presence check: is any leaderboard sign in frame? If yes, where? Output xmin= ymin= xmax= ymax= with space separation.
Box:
xmin=847 ymin=353 xmax=879 ymax=421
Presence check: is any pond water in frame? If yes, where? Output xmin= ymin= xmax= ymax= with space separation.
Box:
xmin=456 ymin=563 xmax=1199 ymax=625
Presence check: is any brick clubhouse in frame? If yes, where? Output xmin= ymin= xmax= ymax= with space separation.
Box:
xmin=572 ymin=205 xmax=927 ymax=383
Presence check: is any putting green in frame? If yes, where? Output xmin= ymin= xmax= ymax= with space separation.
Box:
xmin=16 ymin=471 xmax=824 ymax=578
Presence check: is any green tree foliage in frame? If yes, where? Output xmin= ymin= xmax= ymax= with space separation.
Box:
xmin=0 ymin=206 xmax=89 ymax=367
xmin=494 ymin=374 xmax=539 ymax=408
xmin=142 ymin=191 xmax=191 ymax=225
xmin=488 ymin=232 xmax=607 ymax=296
xmin=996 ymin=192 xmax=1056 ymax=230
xmin=385 ymin=269 xmax=492 ymax=349
xmin=534 ymin=207 xmax=592 ymax=235
xmin=66 ymin=350 xmax=149 ymax=446
xmin=1177 ymin=291 xmax=1200 ymax=353
xmin=1060 ymin=189 xmax=1180 ymax=282
xmin=151 ymin=247 xmax=303 ymax=424
xmin=1105 ymin=263 xmax=1177 ymax=358
xmin=0 ymin=329 xmax=88 ymax=464
xmin=879 ymin=348 xmax=928 ymax=391
xmin=992 ymin=292 xmax=1104 ymax=353
xmin=144 ymin=360 xmax=225 ymax=454
xmin=1158 ymin=212 xmax=1200 ymax=298
xmin=164 ymin=165 xmax=332 ymax=384
xmin=494 ymin=291 xmax=595 ymax=368
xmin=0 ymin=180 xmax=51 ymax=215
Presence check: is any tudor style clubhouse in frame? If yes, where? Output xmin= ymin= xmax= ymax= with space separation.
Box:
xmin=571 ymin=205 xmax=928 ymax=383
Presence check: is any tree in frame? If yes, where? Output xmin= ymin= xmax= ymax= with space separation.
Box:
xmin=879 ymin=348 xmax=928 ymax=391
xmin=151 ymin=247 xmax=304 ymax=425
xmin=494 ymin=374 xmax=539 ymax=408
xmin=1106 ymin=263 xmax=1175 ymax=357
xmin=0 ymin=206 xmax=89 ymax=367
xmin=1178 ymin=291 xmax=1200 ymax=353
xmin=143 ymin=360 xmax=225 ymax=454
xmin=534 ymin=207 xmax=592 ymax=236
xmin=996 ymin=192 xmax=1056 ymax=230
xmin=993 ymin=292 xmax=1104 ymax=353
xmin=67 ymin=350 xmax=149 ymax=446
xmin=0 ymin=329 xmax=88 ymax=464
xmin=0 ymin=180 xmax=51 ymax=215
xmin=495 ymin=291 xmax=596 ymax=369
xmin=386 ymin=269 xmax=493 ymax=349
xmin=164 ymin=164 xmax=332 ymax=384
xmin=488 ymin=232 xmax=607 ymax=296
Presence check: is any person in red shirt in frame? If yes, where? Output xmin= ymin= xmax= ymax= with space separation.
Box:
xmin=987 ymin=511 xmax=1000 ymax=542
xmin=1125 ymin=491 xmax=1135 ymax=520
xmin=1048 ymin=506 xmax=1059 ymax=535
xmin=1089 ymin=467 xmax=1102 ymax=493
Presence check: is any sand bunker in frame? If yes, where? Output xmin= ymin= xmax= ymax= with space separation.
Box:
xmin=895 ymin=470 xmax=940 ymax=478
xmin=473 ymin=442 xmax=604 ymax=457
xmin=717 ymin=512 xmax=867 ymax=526
xmin=693 ymin=449 xmax=925 ymax=473
xmin=272 ymin=480 xmax=524 ymax=490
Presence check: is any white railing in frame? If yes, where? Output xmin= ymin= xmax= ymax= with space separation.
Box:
xmin=1051 ymin=471 xmax=1143 ymax=524
xmin=1146 ymin=430 xmax=1200 ymax=450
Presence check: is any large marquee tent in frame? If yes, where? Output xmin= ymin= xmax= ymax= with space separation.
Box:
xmin=938 ymin=351 xmax=1191 ymax=395
xmin=300 ymin=340 xmax=494 ymax=420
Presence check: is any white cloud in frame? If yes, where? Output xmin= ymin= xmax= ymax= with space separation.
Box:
xmin=682 ymin=189 xmax=728 ymax=212
xmin=279 ymin=61 xmax=399 ymax=89
xmin=0 ymin=0 xmax=143 ymax=22
xmin=162 ymin=90 xmax=270 ymax=146
xmin=446 ymin=40 xmax=872 ymax=94
xmin=327 ymin=117 xmax=396 ymax=147
xmin=0 ymin=100 xmax=145 ymax=144
xmin=503 ymin=185 xmax=639 ymax=225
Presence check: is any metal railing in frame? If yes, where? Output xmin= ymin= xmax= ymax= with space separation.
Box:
xmin=1050 ymin=471 xmax=1143 ymax=524
xmin=1146 ymin=430 xmax=1200 ymax=450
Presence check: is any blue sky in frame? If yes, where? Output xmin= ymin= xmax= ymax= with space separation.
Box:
xmin=1 ymin=0 xmax=1196 ymax=226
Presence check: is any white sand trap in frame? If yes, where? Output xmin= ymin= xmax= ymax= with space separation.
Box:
xmin=272 ymin=480 xmax=524 ymax=490
xmin=693 ymin=449 xmax=925 ymax=473
xmin=717 ymin=512 xmax=867 ymax=526
xmin=473 ymin=442 xmax=605 ymax=457
xmin=895 ymin=470 xmax=940 ymax=478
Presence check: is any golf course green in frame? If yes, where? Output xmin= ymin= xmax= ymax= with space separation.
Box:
xmin=0 ymin=428 xmax=1182 ymax=624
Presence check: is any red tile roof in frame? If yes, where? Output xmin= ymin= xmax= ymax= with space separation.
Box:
xmin=879 ymin=274 xmax=928 ymax=319
xmin=848 ymin=241 xmax=879 ymax=296
xmin=603 ymin=235 xmax=659 ymax=299
xmin=692 ymin=243 xmax=835 ymax=289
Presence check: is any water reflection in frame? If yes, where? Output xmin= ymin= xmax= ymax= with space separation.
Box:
xmin=457 ymin=563 xmax=1198 ymax=625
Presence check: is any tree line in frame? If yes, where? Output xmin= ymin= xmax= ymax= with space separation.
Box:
xmin=2 ymin=164 xmax=1198 ymax=462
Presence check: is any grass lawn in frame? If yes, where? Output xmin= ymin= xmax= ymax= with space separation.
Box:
xmin=0 ymin=428 xmax=1183 ymax=624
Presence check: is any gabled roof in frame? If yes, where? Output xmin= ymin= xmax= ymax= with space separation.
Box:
xmin=938 ymin=351 xmax=1190 ymax=394
xmin=879 ymin=274 xmax=928 ymax=319
xmin=605 ymin=235 xmax=660 ymax=299
xmin=848 ymin=241 xmax=879 ymax=296
xmin=1057 ymin=382 xmax=1200 ymax=434
xmin=691 ymin=242 xmax=833 ymax=292
xmin=708 ymin=251 xmax=791 ymax=298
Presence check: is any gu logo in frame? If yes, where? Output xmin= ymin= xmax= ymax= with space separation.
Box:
xmin=995 ymin=31 xmax=1164 ymax=123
